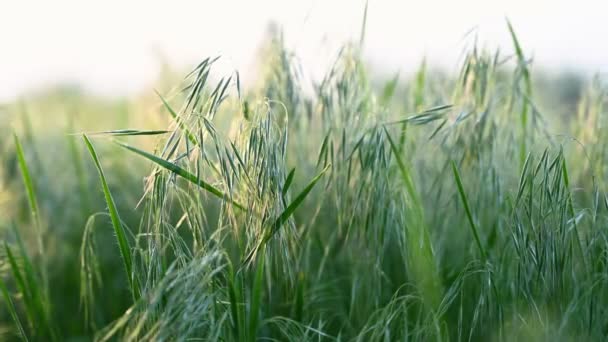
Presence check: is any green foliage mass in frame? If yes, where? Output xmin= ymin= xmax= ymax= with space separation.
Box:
xmin=0 ymin=24 xmax=606 ymax=341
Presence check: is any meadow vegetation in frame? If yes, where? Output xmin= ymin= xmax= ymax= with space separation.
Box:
xmin=0 ymin=23 xmax=607 ymax=341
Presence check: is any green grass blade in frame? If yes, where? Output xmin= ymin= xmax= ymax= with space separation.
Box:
xmin=5 ymin=241 xmax=53 ymax=340
xmin=4 ymin=243 xmax=34 ymax=322
xmin=506 ymin=19 xmax=526 ymax=69
xmin=13 ymin=134 xmax=43 ymax=254
xmin=282 ymin=168 xmax=296 ymax=198
xmin=14 ymin=134 xmax=39 ymax=224
xmin=248 ymin=250 xmax=265 ymax=341
xmin=84 ymin=129 xmax=170 ymax=137
xmin=413 ymin=59 xmax=427 ymax=111
xmin=451 ymin=160 xmax=487 ymax=261
xmin=506 ymin=18 xmax=533 ymax=168
xmin=359 ymin=0 xmax=369 ymax=47
xmin=380 ymin=72 xmax=400 ymax=106
xmin=67 ymin=123 xmax=92 ymax=215
xmin=388 ymin=104 xmax=452 ymax=126
xmin=0 ymin=276 xmax=28 ymax=341
xmin=386 ymin=128 xmax=443 ymax=309
xmin=269 ymin=164 xmax=330 ymax=240
xmin=10 ymin=224 xmax=45 ymax=317
xmin=515 ymin=152 xmax=532 ymax=207
xmin=384 ymin=128 xmax=421 ymax=209
xmin=83 ymin=135 xmax=138 ymax=299
xmin=227 ymin=275 xmax=241 ymax=341
xmin=243 ymin=165 xmax=330 ymax=266
xmin=114 ymin=140 xmax=246 ymax=211
xmin=155 ymin=90 xmax=199 ymax=146
xmin=561 ymin=155 xmax=587 ymax=270
xmin=12 ymin=134 xmax=52 ymax=337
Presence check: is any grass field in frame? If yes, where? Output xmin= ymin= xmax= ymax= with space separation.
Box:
xmin=1 ymin=24 xmax=607 ymax=341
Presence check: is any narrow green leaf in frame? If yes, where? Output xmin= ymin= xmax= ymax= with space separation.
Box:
xmin=413 ymin=59 xmax=427 ymax=111
xmin=428 ymin=119 xmax=447 ymax=140
xmin=515 ymin=152 xmax=532 ymax=207
xmin=359 ymin=0 xmax=369 ymax=47
xmin=12 ymin=135 xmax=51 ymax=337
xmin=84 ymin=129 xmax=170 ymax=136
xmin=269 ymin=164 xmax=330 ymax=239
xmin=451 ymin=160 xmax=487 ymax=261
xmin=0 ymin=277 xmax=28 ymax=341
xmin=13 ymin=134 xmax=41 ymax=234
xmin=420 ymin=104 xmax=453 ymax=114
xmin=114 ymin=140 xmax=246 ymax=211
xmin=227 ymin=275 xmax=241 ymax=340
xmin=282 ymin=168 xmax=296 ymax=198
xmin=294 ymin=272 xmax=304 ymax=322
xmin=5 ymin=241 xmax=52 ymax=339
xmin=67 ymin=122 xmax=91 ymax=215
xmin=380 ymin=73 xmax=400 ymax=106
xmin=384 ymin=128 xmax=421 ymax=209
xmin=243 ymin=165 xmax=330 ymax=265
xmin=83 ymin=135 xmax=138 ymax=299
xmin=248 ymin=250 xmax=265 ymax=341
xmin=388 ymin=104 xmax=452 ymax=126
xmin=386 ymin=128 xmax=443 ymax=309
xmin=561 ymin=155 xmax=587 ymax=270
xmin=10 ymin=226 xmax=44 ymax=320
xmin=155 ymin=90 xmax=198 ymax=146
xmin=507 ymin=18 xmax=532 ymax=168
xmin=5 ymin=243 xmax=33 ymax=321
xmin=316 ymin=132 xmax=331 ymax=167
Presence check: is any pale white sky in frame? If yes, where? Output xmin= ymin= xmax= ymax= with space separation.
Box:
xmin=1 ymin=0 xmax=607 ymax=101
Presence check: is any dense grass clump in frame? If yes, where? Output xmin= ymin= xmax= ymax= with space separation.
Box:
xmin=1 ymin=25 xmax=607 ymax=341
